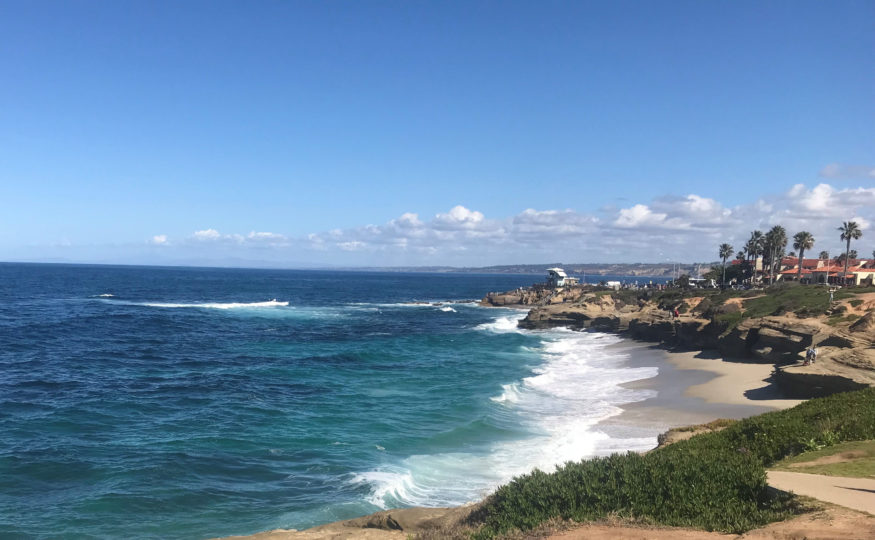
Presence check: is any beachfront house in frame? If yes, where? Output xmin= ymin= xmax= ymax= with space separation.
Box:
xmin=781 ymin=259 xmax=875 ymax=285
xmin=776 ymin=258 xmax=824 ymax=284
xmin=546 ymin=267 xmax=579 ymax=288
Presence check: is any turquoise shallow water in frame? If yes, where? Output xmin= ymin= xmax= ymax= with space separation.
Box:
xmin=0 ymin=264 xmax=663 ymax=539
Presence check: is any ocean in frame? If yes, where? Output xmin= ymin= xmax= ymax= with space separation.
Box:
xmin=0 ymin=264 xmax=666 ymax=539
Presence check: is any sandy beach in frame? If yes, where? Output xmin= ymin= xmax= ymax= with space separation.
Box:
xmin=664 ymin=349 xmax=804 ymax=410
xmin=595 ymin=341 xmax=802 ymax=451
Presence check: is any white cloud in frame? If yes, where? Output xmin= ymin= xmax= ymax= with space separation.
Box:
xmin=165 ymin=182 xmax=874 ymax=264
xmin=434 ymin=205 xmax=485 ymax=230
xmin=150 ymin=234 xmax=168 ymax=245
xmin=247 ymin=231 xmax=286 ymax=240
xmin=394 ymin=212 xmax=423 ymax=228
xmin=246 ymin=231 xmax=289 ymax=246
xmin=773 ymin=184 xmax=875 ymax=233
xmin=513 ymin=209 xmax=597 ymax=237
xmin=193 ymin=228 xmax=222 ymax=240
xmin=850 ymin=216 xmax=870 ymax=230
xmin=338 ymin=240 xmax=367 ymax=251
xmin=613 ymin=204 xmax=690 ymax=230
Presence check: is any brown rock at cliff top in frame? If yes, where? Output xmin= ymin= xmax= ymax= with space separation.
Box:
xmin=849 ymin=311 xmax=875 ymax=333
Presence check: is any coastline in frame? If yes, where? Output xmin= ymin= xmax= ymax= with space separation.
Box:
xmin=593 ymin=340 xmax=801 ymax=459
xmin=227 ymin=334 xmax=806 ymax=540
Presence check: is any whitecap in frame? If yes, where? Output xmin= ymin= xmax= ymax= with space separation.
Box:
xmin=474 ymin=313 xmax=526 ymax=333
xmin=439 ymin=306 xmax=456 ymax=313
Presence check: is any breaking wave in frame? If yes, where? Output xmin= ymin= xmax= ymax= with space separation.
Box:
xmin=353 ymin=317 xmax=659 ymax=510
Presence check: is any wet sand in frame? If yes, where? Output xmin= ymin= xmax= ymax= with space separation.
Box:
xmin=597 ymin=340 xmax=803 ymax=445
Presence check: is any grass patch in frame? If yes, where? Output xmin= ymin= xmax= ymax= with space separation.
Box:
xmin=672 ymin=418 xmax=738 ymax=433
xmin=771 ymin=440 xmax=875 ymax=479
xmin=741 ymin=283 xmax=830 ymax=318
xmin=834 ymin=285 xmax=875 ymax=300
xmin=826 ymin=314 xmax=862 ymax=326
xmin=849 ymin=299 xmax=864 ymax=308
xmin=466 ymin=388 xmax=875 ymax=539
xmin=714 ymin=311 xmax=743 ymax=328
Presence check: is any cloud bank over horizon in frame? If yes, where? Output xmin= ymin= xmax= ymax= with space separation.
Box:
xmin=124 ymin=181 xmax=875 ymax=267
xmin=4 ymin=181 xmax=873 ymax=268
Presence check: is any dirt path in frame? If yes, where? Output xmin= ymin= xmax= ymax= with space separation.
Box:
xmin=767 ymin=470 xmax=875 ymax=515
xmin=547 ymin=505 xmax=875 ymax=540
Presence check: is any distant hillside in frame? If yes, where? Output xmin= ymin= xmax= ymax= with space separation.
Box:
xmin=350 ymin=262 xmax=716 ymax=277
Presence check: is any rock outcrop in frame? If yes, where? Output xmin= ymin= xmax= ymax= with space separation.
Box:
xmin=480 ymin=285 xmax=587 ymax=307
xmin=850 ymin=311 xmax=875 ymax=333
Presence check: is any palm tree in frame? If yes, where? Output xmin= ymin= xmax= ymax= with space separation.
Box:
xmin=792 ymin=231 xmax=815 ymax=282
xmin=746 ymin=230 xmax=764 ymax=282
xmin=764 ymin=226 xmax=787 ymax=285
xmin=819 ymin=251 xmax=829 ymax=260
xmin=838 ymin=221 xmax=862 ymax=285
xmin=719 ymin=243 xmax=734 ymax=288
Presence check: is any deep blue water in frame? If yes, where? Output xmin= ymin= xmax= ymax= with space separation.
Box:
xmin=0 ymin=264 xmax=661 ymax=539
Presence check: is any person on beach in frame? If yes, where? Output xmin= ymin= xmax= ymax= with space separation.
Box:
xmin=673 ymin=307 xmax=680 ymax=319
xmin=804 ymin=347 xmax=817 ymax=366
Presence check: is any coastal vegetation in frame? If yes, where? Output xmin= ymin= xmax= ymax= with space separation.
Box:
xmin=771 ymin=440 xmax=875 ymax=478
xmin=462 ymin=388 xmax=875 ymax=539
xmin=718 ymin=243 xmax=733 ymax=288
xmin=839 ymin=221 xmax=863 ymax=285
xmin=792 ymin=231 xmax=814 ymax=281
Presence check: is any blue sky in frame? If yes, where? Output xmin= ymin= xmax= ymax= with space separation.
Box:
xmin=1 ymin=1 xmax=873 ymax=266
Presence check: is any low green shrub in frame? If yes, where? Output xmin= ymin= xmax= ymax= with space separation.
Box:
xmin=468 ymin=388 xmax=875 ymax=539
xmin=695 ymin=388 xmax=875 ymax=465
xmin=713 ymin=311 xmax=742 ymax=329
xmin=742 ymin=283 xmax=830 ymax=318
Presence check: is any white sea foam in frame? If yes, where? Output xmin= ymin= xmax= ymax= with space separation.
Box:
xmin=347 ymin=300 xmax=474 ymax=310
xmin=474 ymin=313 xmax=526 ymax=333
xmin=490 ymin=382 xmax=522 ymax=404
xmin=137 ymin=299 xmax=289 ymax=309
xmin=348 ymin=302 xmax=433 ymax=308
xmin=353 ymin=322 xmax=660 ymax=510
xmin=97 ymin=293 xmax=115 ymax=297
xmin=439 ymin=306 xmax=456 ymax=312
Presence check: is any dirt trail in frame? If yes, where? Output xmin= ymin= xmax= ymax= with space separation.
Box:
xmin=547 ymin=505 xmax=875 ymax=540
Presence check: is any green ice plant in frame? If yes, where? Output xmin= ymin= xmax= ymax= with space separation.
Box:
xmin=468 ymin=388 xmax=875 ymax=539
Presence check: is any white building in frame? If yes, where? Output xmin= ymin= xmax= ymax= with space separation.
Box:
xmin=547 ymin=267 xmax=578 ymax=288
